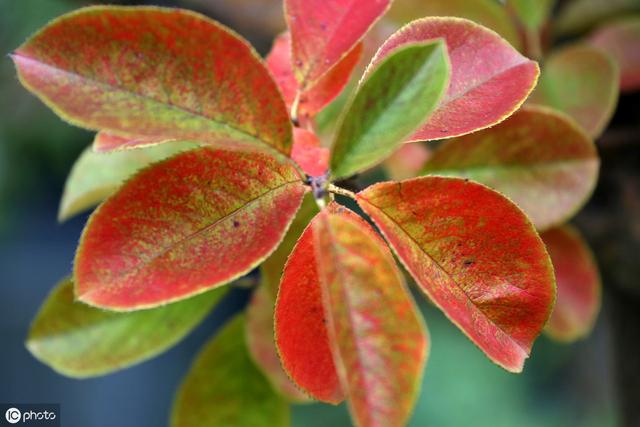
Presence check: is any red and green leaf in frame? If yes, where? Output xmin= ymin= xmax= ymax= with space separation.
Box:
xmin=74 ymin=147 xmax=306 ymax=310
xmin=357 ymin=177 xmax=555 ymax=372
xmin=422 ymin=106 xmax=599 ymax=231
xmin=266 ymin=32 xmax=363 ymax=121
xmin=384 ymin=0 xmax=523 ymax=51
xmin=330 ymin=40 xmax=450 ymax=179
xmin=276 ymin=205 xmax=427 ymax=426
xmin=590 ymin=17 xmax=640 ymax=92
xmin=285 ymin=0 xmax=390 ymax=88
xmin=28 ymin=277 xmax=226 ymax=378
xmin=369 ymin=17 xmax=539 ymax=141
xmin=12 ymin=6 xmax=292 ymax=154
xmin=246 ymin=283 xmax=310 ymax=402
xmin=529 ymin=44 xmax=619 ymax=138
xmin=542 ymin=226 xmax=602 ymax=342
xmin=291 ymin=128 xmax=330 ymax=177
xmin=59 ymin=137 xmax=196 ymax=221
xmin=172 ymin=315 xmax=289 ymax=427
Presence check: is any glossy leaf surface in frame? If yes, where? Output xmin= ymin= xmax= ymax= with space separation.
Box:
xmin=285 ymin=0 xmax=390 ymax=88
xmin=542 ymin=226 xmax=601 ymax=342
xmin=590 ymin=17 xmax=640 ymax=92
xmin=277 ymin=206 xmax=427 ymax=427
xmin=370 ymin=17 xmax=539 ymax=141
xmin=291 ymin=128 xmax=330 ymax=177
xmin=75 ymin=147 xmax=305 ymax=310
xmin=385 ymin=0 xmax=522 ymax=50
xmin=266 ymin=32 xmax=362 ymax=120
xmin=331 ymin=41 xmax=450 ymax=178
xmin=12 ymin=6 xmax=292 ymax=154
xmin=172 ymin=315 xmax=289 ymax=427
xmin=59 ymin=138 xmax=196 ymax=221
xmin=529 ymin=44 xmax=619 ymax=138
xmin=246 ymin=283 xmax=310 ymax=402
xmin=28 ymin=277 xmax=226 ymax=378
xmin=357 ymin=177 xmax=555 ymax=372
xmin=423 ymin=106 xmax=599 ymax=231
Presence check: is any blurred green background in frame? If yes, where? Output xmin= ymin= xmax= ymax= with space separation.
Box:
xmin=0 ymin=1 xmax=633 ymax=426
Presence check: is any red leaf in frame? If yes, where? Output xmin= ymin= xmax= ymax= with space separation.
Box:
xmin=285 ymin=0 xmax=390 ymax=88
xmin=291 ymin=128 xmax=330 ymax=176
xmin=369 ymin=17 xmax=539 ymax=141
xmin=12 ymin=6 xmax=292 ymax=154
xmin=267 ymin=32 xmax=363 ymax=120
xmin=542 ymin=226 xmax=601 ymax=342
xmin=75 ymin=147 xmax=306 ymax=310
xmin=275 ymin=216 xmax=343 ymax=404
xmin=276 ymin=205 xmax=427 ymax=426
xmin=357 ymin=177 xmax=555 ymax=372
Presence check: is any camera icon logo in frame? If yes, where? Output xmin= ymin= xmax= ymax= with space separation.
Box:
xmin=5 ymin=407 xmax=21 ymax=424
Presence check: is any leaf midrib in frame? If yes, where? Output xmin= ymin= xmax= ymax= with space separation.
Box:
xmin=13 ymin=52 xmax=278 ymax=150
xmin=358 ymin=196 xmax=531 ymax=355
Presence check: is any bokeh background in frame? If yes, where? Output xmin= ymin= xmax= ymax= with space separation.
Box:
xmin=1 ymin=1 xmax=638 ymax=426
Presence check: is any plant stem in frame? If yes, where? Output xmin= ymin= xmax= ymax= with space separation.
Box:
xmin=328 ymin=183 xmax=357 ymax=199
xmin=290 ymin=91 xmax=301 ymax=126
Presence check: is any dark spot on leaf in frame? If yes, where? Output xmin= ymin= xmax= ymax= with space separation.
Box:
xmin=463 ymin=259 xmax=474 ymax=267
xmin=320 ymin=22 xmax=327 ymax=31
xmin=233 ymin=220 xmax=240 ymax=228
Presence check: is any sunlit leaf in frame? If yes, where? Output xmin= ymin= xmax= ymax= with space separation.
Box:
xmin=276 ymin=205 xmax=427 ymax=427
xmin=384 ymin=142 xmax=432 ymax=181
xmin=59 ymin=137 xmax=196 ymax=221
xmin=172 ymin=315 xmax=289 ymax=427
xmin=370 ymin=18 xmax=539 ymax=141
xmin=74 ymin=147 xmax=306 ymax=310
xmin=422 ymin=106 xmax=599 ymax=231
xmin=529 ymin=44 xmax=619 ymax=138
xmin=291 ymin=128 xmax=330 ymax=177
xmin=330 ymin=40 xmax=450 ymax=179
xmin=12 ymin=6 xmax=292 ymax=154
xmin=246 ymin=283 xmax=310 ymax=402
xmin=556 ymin=0 xmax=640 ymax=35
xmin=285 ymin=0 xmax=390 ymax=88
xmin=27 ymin=277 xmax=226 ymax=378
xmin=385 ymin=0 xmax=522 ymax=51
xmin=590 ymin=16 xmax=640 ymax=92
xmin=266 ymin=32 xmax=362 ymax=121
xmin=357 ymin=177 xmax=555 ymax=372
xmin=542 ymin=226 xmax=602 ymax=342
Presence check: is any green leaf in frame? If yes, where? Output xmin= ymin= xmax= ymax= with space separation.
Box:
xmin=330 ymin=40 xmax=450 ymax=179
xmin=556 ymin=0 xmax=640 ymax=35
xmin=509 ymin=0 xmax=555 ymax=30
xmin=529 ymin=43 xmax=620 ymax=138
xmin=27 ymin=277 xmax=226 ymax=378
xmin=172 ymin=315 xmax=289 ymax=427
xmin=59 ymin=136 xmax=196 ymax=221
